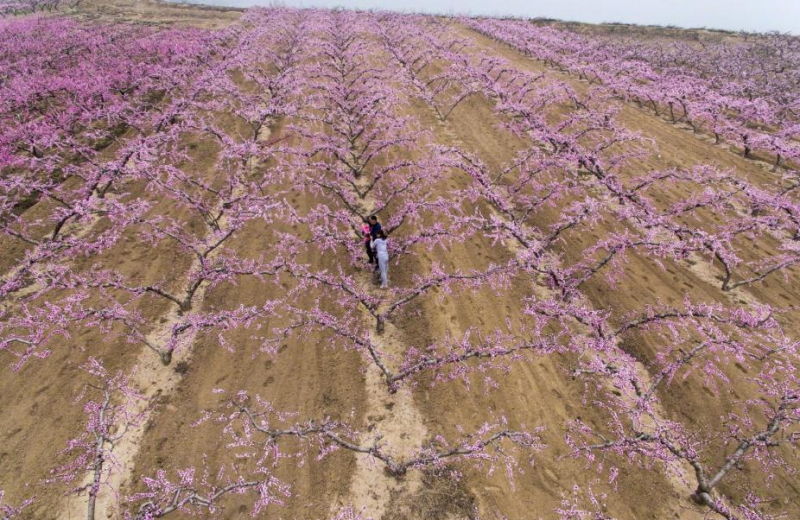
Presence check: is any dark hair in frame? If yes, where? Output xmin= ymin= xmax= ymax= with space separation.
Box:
xmin=378 ymin=230 xmax=387 ymax=239
xmin=368 ymin=215 xmax=378 ymax=223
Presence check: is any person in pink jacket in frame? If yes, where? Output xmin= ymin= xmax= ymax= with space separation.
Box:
xmin=360 ymin=217 xmax=375 ymax=265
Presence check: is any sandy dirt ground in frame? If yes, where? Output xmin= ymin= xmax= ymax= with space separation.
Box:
xmin=76 ymin=0 xmax=241 ymax=27
xmin=0 ymin=3 xmax=797 ymax=520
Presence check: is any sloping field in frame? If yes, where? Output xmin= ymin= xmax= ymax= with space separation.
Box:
xmin=0 ymin=2 xmax=798 ymax=519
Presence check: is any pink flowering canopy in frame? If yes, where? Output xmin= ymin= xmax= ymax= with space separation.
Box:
xmin=0 ymin=5 xmax=797 ymax=520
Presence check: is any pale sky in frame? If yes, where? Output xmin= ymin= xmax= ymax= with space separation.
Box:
xmin=197 ymin=0 xmax=800 ymax=34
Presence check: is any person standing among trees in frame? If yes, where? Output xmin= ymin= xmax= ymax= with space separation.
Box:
xmin=368 ymin=215 xmax=382 ymax=240
xmin=371 ymin=229 xmax=390 ymax=288
xmin=360 ymin=217 xmax=375 ymax=265
xmin=368 ymin=215 xmax=383 ymax=271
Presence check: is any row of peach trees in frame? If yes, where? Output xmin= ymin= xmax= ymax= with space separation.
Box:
xmin=403 ymin=15 xmax=799 ymax=519
xmin=465 ymin=18 xmax=800 ymax=171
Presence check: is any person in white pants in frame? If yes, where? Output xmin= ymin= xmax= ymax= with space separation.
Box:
xmin=371 ymin=230 xmax=390 ymax=288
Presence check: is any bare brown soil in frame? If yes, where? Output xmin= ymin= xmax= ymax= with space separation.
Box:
xmin=75 ymin=0 xmax=241 ymax=28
